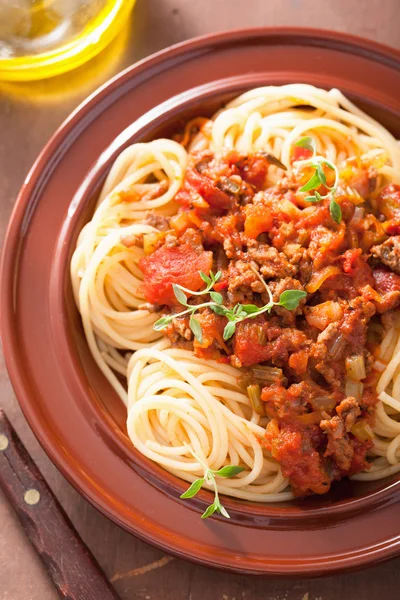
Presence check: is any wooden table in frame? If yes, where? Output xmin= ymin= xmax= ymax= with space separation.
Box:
xmin=1 ymin=1 xmax=399 ymax=598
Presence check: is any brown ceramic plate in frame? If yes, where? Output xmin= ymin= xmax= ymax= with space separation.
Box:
xmin=2 ymin=28 xmax=400 ymax=576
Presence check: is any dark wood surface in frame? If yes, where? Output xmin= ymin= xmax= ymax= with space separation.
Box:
xmin=0 ymin=1 xmax=399 ymax=598
xmin=0 ymin=411 xmax=120 ymax=600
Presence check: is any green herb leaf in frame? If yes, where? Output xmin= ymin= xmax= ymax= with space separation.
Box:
xmin=200 ymin=271 xmax=211 ymax=285
xmin=217 ymin=504 xmax=230 ymax=519
xmin=210 ymin=291 xmax=223 ymax=304
xmin=299 ymin=172 xmax=322 ymax=193
xmin=213 ymin=271 xmax=222 ymax=283
xmin=330 ymin=197 xmax=342 ymax=224
xmin=173 ymin=284 xmax=188 ymax=306
xmin=236 ymin=310 xmax=250 ymax=320
xmin=153 ymin=316 xmax=172 ymax=331
xmin=180 ymin=478 xmax=205 ymax=499
xmin=305 ymin=189 xmax=323 ymax=202
xmin=210 ymin=305 xmax=228 ymax=316
xmin=295 ymin=136 xmax=316 ymax=154
xmin=278 ymin=290 xmax=307 ymax=310
xmin=201 ymin=503 xmax=217 ymax=519
xmin=240 ymin=304 xmax=261 ymax=315
xmin=316 ymin=162 xmax=327 ymax=185
xmin=223 ymin=321 xmax=236 ymax=340
xmin=189 ymin=315 xmax=203 ymax=343
xmin=214 ymin=465 xmax=246 ymax=478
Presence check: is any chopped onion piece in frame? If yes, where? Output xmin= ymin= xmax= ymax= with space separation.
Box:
xmin=312 ymin=396 xmax=336 ymax=412
xmin=345 ymin=379 xmax=364 ymax=401
xmin=351 ymin=420 xmax=374 ymax=442
xmin=350 ymin=206 xmax=365 ymax=225
xmin=329 ymin=333 xmax=347 ymax=359
xmin=306 ymin=266 xmax=341 ymax=293
xmin=345 ymin=354 xmax=366 ymax=381
xmin=143 ymin=232 xmax=165 ymax=255
xmin=250 ymin=365 xmax=283 ymax=385
xmin=305 ymin=301 xmax=343 ymax=331
xmin=246 ymin=384 xmax=265 ymax=416
xmin=296 ymin=412 xmax=322 ymax=425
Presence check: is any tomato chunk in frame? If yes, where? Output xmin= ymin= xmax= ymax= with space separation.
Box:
xmin=373 ymin=267 xmax=400 ymax=293
xmin=233 ymin=321 xmax=271 ymax=366
xmin=342 ymin=248 xmax=362 ymax=274
xmin=185 ymin=167 xmax=231 ymax=210
xmin=238 ymin=155 xmax=268 ymax=189
xmin=139 ymin=244 xmax=213 ymax=305
xmin=243 ymin=203 xmax=274 ymax=239
xmin=291 ymin=145 xmax=313 ymax=162
xmin=376 ymin=183 xmax=400 ymax=219
xmin=264 ymin=420 xmax=330 ymax=495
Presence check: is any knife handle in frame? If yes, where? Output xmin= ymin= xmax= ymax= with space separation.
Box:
xmin=0 ymin=409 xmax=121 ymax=600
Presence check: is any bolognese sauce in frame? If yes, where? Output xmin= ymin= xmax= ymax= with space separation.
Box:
xmin=139 ymin=148 xmax=400 ymax=496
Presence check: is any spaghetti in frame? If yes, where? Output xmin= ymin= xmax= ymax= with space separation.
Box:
xmin=71 ymin=84 xmax=400 ymax=506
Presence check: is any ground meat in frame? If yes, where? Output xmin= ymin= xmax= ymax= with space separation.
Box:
xmin=261 ymin=381 xmax=315 ymax=419
xmin=144 ymin=212 xmax=170 ymax=230
xmin=227 ymin=260 xmax=262 ymax=303
xmin=371 ymin=236 xmax=400 ymax=274
xmin=282 ymin=242 xmax=305 ymax=266
xmin=285 ymin=247 xmax=313 ymax=285
xmin=311 ymin=322 xmax=340 ymax=362
xmin=267 ymin=277 xmax=306 ymax=325
xmin=167 ymin=315 xmax=192 ymax=342
xmin=336 ymin=396 xmax=361 ymax=429
xmin=245 ymin=241 xmax=297 ymax=279
xmin=310 ymin=323 xmax=344 ymax=388
xmin=341 ymin=298 xmax=376 ymax=354
xmin=320 ymin=397 xmax=361 ymax=471
xmin=232 ymin=317 xmax=310 ymax=368
xmin=138 ymin=180 xmax=169 ymax=202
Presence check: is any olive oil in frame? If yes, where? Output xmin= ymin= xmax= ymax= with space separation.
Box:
xmin=0 ymin=0 xmax=136 ymax=80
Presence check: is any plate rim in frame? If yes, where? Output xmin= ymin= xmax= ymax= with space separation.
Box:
xmin=2 ymin=27 xmax=400 ymax=576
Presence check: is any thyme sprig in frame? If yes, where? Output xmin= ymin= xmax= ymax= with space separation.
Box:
xmin=294 ymin=136 xmax=342 ymax=224
xmin=153 ymin=271 xmax=307 ymax=342
xmin=180 ymin=447 xmax=245 ymax=519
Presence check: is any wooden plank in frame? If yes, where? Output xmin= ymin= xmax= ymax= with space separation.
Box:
xmin=0 ymin=1 xmax=399 ymax=598
xmin=0 ymin=411 xmax=120 ymax=600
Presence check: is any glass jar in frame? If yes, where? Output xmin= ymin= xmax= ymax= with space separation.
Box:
xmin=0 ymin=0 xmax=136 ymax=81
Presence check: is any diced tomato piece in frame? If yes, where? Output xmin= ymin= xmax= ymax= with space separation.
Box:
xmin=193 ymin=311 xmax=227 ymax=356
xmin=264 ymin=420 xmax=330 ymax=495
xmin=213 ymin=280 xmax=228 ymax=292
xmin=288 ymin=350 xmax=309 ymax=375
xmin=373 ymin=267 xmax=400 ymax=293
xmin=376 ymin=184 xmax=400 ymax=219
xmin=239 ymin=156 xmax=268 ymax=189
xmin=233 ymin=321 xmax=270 ymax=366
xmin=292 ymin=146 xmax=313 ymax=162
xmin=342 ymin=248 xmax=362 ymax=274
xmin=185 ymin=167 xmax=231 ymax=210
xmin=175 ymin=181 xmax=210 ymax=209
xmin=244 ymin=203 xmax=274 ymax=239
xmin=139 ymin=243 xmax=213 ymax=305
xmin=170 ymin=210 xmax=203 ymax=235
xmin=385 ymin=220 xmax=400 ymax=236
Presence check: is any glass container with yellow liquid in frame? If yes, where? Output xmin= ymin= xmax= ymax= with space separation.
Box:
xmin=0 ymin=0 xmax=136 ymax=80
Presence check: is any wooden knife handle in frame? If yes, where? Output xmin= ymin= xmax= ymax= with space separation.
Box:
xmin=0 ymin=409 xmax=121 ymax=600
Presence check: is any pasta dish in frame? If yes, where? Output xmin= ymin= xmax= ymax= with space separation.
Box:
xmin=71 ymin=84 xmax=400 ymax=518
